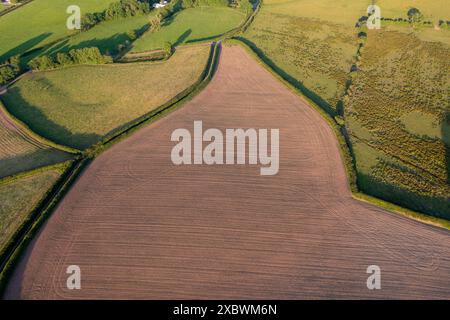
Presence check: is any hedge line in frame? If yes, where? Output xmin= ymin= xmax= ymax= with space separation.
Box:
xmin=81 ymin=0 xmax=151 ymax=31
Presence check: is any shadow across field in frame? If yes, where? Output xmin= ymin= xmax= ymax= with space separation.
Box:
xmin=43 ymin=33 xmax=134 ymax=57
xmin=234 ymin=36 xmax=337 ymax=117
xmin=0 ymin=148 xmax=71 ymax=178
xmin=0 ymin=33 xmax=52 ymax=62
xmin=1 ymin=87 xmax=100 ymax=150
xmin=174 ymin=29 xmax=192 ymax=47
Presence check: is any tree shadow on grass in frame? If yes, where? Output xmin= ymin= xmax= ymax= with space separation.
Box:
xmin=0 ymin=148 xmax=72 ymax=178
xmin=0 ymin=33 xmax=52 ymax=62
xmin=42 ymin=33 xmax=133 ymax=57
xmin=161 ymin=7 xmax=183 ymax=28
xmin=1 ymin=87 xmax=101 ymax=150
xmin=174 ymin=29 xmax=192 ymax=46
xmin=358 ymin=172 xmax=450 ymax=220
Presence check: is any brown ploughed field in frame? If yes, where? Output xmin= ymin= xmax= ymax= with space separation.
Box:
xmin=4 ymin=45 xmax=450 ymax=299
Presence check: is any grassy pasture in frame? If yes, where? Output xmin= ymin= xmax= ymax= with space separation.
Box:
xmin=242 ymin=0 xmax=449 ymax=218
xmin=131 ymin=6 xmax=247 ymax=52
xmin=383 ymin=23 xmax=450 ymax=46
xmin=243 ymin=5 xmax=357 ymax=113
xmin=0 ymin=170 xmax=61 ymax=256
xmin=376 ymin=0 xmax=450 ymax=21
xmin=263 ymin=0 xmax=369 ymax=26
xmin=346 ymin=30 xmax=450 ymax=218
xmin=2 ymin=45 xmax=211 ymax=149
xmin=0 ymin=0 xmax=116 ymax=62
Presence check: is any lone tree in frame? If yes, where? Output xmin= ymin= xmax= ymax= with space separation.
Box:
xmin=407 ymin=7 xmax=423 ymax=24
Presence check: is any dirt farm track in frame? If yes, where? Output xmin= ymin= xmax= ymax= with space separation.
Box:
xmin=4 ymin=45 xmax=450 ymax=299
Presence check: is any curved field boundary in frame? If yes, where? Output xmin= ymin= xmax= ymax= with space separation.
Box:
xmin=119 ymin=49 xmax=168 ymax=63
xmin=120 ymin=42 xmax=212 ymax=63
xmin=0 ymin=100 xmax=80 ymax=154
xmin=226 ymin=38 xmax=450 ymax=230
xmin=0 ymin=41 xmax=222 ymax=295
xmin=4 ymin=45 xmax=449 ymax=299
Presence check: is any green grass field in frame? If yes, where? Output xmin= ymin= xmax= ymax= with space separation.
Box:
xmin=131 ymin=6 xmax=247 ymax=52
xmin=0 ymin=0 xmax=116 ymax=62
xmin=0 ymin=170 xmax=61 ymax=256
xmin=346 ymin=29 xmax=450 ymax=218
xmin=2 ymin=45 xmax=211 ymax=149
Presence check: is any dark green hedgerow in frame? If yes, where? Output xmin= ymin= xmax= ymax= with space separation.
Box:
xmin=28 ymin=47 xmax=113 ymax=71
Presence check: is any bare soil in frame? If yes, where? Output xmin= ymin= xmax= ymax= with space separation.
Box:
xmin=4 ymin=45 xmax=450 ymax=299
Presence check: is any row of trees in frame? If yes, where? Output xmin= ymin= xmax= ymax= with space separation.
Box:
xmin=363 ymin=8 xmax=449 ymax=28
xmin=0 ymin=56 xmax=21 ymax=86
xmin=28 ymin=48 xmax=112 ymax=71
xmin=81 ymin=0 xmax=152 ymax=31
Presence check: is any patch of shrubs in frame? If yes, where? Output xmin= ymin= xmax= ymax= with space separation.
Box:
xmin=81 ymin=0 xmax=151 ymax=31
xmin=0 ymin=55 xmax=21 ymax=85
xmin=438 ymin=20 xmax=450 ymax=28
xmin=28 ymin=47 xmax=113 ymax=71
